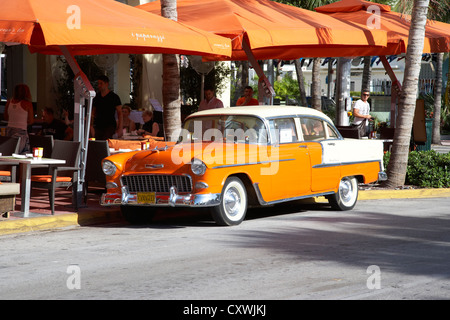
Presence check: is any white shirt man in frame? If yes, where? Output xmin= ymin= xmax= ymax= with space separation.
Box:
xmin=352 ymin=91 xmax=372 ymax=125
xmin=198 ymin=88 xmax=224 ymax=111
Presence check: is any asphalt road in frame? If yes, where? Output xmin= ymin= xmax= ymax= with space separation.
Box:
xmin=1 ymin=197 xmax=450 ymax=302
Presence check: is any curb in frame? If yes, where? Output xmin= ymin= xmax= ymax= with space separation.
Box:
xmin=0 ymin=209 xmax=122 ymax=236
xmin=1 ymin=189 xmax=450 ymax=236
xmin=358 ymin=188 xmax=450 ymax=200
xmin=299 ymin=188 xmax=450 ymax=203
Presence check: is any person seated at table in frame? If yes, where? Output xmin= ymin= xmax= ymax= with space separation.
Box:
xmin=122 ymin=104 xmax=136 ymax=134
xmin=137 ymin=110 xmax=162 ymax=137
xmin=40 ymin=107 xmax=73 ymax=141
xmin=236 ymin=86 xmax=259 ymax=106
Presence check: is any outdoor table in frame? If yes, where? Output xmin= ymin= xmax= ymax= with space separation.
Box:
xmin=0 ymin=156 xmax=65 ymax=217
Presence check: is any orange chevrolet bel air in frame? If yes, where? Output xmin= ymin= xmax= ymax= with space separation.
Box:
xmin=101 ymin=106 xmax=386 ymax=225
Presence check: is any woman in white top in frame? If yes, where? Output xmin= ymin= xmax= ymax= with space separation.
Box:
xmin=4 ymin=84 xmax=34 ymax=153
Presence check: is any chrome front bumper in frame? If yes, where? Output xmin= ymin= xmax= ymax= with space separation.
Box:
xmin=101 ymin=186 xmax=221 ymax=207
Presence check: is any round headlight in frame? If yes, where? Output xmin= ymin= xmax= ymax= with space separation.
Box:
xmin=102 ymin=160 xmax=117 ymax=176
xmin=191 ymin=157 xmax=206 ymax=176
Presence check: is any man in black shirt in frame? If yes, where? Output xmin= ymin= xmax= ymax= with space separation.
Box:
xmin=93 ymin=75 xmax=123 ymax=140
xmin=41 ymin=108 xmax=73 ymax=140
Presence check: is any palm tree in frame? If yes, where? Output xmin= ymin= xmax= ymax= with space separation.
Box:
xmin=432 ymin=52 xmax=443 ymax=144
xmin=161 ymin=0 xmax=181 ymax=142
xmin=311 ymin=58 xmax=322 ymax=110
xmin=384 ymin=0 xmax=430 ymax=187
xmin=294 ymin=59 xmax=308 ymax=106
xmin=430 ymin=4 xmax=450 ymax=145
xmin=361 ymin=56 xmax=372 ymax=93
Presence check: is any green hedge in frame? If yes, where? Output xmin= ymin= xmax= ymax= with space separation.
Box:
xmin=384 ymin=150 xmax=450 ymax=188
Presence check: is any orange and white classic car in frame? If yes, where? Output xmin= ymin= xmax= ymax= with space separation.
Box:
xmin=101 ymin=106 xmax=386 ymax=225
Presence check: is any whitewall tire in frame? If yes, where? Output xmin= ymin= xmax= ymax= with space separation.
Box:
xmin=327 ymin=176 xmax=359 ymax=211
xmin=211 ymin=177 xmax=248 ymax=226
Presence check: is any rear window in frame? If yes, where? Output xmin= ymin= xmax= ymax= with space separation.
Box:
xmin=300 ymin=118 xmax=326 ymax=141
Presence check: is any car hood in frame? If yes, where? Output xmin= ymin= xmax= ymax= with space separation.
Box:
xmin=122 ymin=142 xmax=268 ymax=174
xmin=123 ymin=144 xmax=187 ymax=174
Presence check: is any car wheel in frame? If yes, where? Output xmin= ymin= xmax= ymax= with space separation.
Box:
xmin=211 ymin=177 xmax=247 ymax=226
xmin=327 ymin=176 xmax=358 ymax=211
xmin=120 ymin=206 xmax=154 ymax=224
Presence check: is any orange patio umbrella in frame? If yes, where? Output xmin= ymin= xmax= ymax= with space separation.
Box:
xmin=137 ymin=0 xmax=388 ymax=61
xmin=315 ymin=0 xmax=450 ymax=55
xmin=0 ymin=0 xmax=231 ymax=57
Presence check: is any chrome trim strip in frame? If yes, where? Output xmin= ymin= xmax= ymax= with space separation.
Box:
xmin=252 ymin=182 xmax=334 ymax=206
xmin=212 ymin=158 xmax=295 ymax=169
xmin=145 ymin=164 xmax=164 ymax=169
xmin=312 ymin=159 xmax=382 ymax=168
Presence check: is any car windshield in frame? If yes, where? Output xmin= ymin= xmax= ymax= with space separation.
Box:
xmin=179 ymin=115 xmax=268 ymax=144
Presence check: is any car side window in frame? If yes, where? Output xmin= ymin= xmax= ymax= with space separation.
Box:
xmin=300 ymin=118 xmax=326 ymax=141
xmin=269 ymin=118 xmax=298 ymax=144
xmin=326 ymin=123 xmax=339 ymax=139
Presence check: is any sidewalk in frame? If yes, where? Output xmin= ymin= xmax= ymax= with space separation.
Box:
xmin=1 ymin=141 xmax=449 ymax=236
xmin=432 ymin=139 xmax=450 ymax=153
xmin=0 ymin=188 xmax=122 ymax=235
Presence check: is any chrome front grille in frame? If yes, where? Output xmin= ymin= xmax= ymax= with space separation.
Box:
xmin=122 ymin=174 xmax=192 ymax=194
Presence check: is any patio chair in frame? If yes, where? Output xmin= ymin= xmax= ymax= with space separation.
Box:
xmin=30 ymin=140 xmax=81 ymax=214
xmin=0 ymin=136 xmax=21 ymax=182
xmin=29 ymin=134 xmax=54 ymax=157
xmin=29 ymin=134 xmax=54 ymax=174
xmin=84 ymin=140 xmax=110 ymax=202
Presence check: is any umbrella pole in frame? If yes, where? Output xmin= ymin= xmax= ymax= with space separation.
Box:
xmin=60 ymin=46 xmax=96 ymax=209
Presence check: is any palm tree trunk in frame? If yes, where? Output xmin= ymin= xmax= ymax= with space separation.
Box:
xmin=294 ymin=59 xmax=308 ymax=107
xmin=161 ymin=0 xmax=181 ymax=141
xmin=311 ymin=58 xmax=322 ymax=111
xmin=327 ymin=59 xmax=333 ymax=99
xmin=385 ymin=0 xmax=430 ymax=187
xmin=361 ymin=56 xmax=372 ymax=93
xmin=432 ymin=52 xmax=443 ymax=144
xmin=232 ymin=61 xmax=243 ymax=105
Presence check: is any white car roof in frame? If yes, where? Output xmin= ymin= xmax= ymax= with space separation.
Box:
xmin=189 ymin=106 xmax=333 ymax=123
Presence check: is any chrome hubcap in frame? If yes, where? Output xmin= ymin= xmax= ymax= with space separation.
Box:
xmin=340 ymin=178 xmax=355 ymax=204
xmin=224 ymin=187 xmax=241 ymax=217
